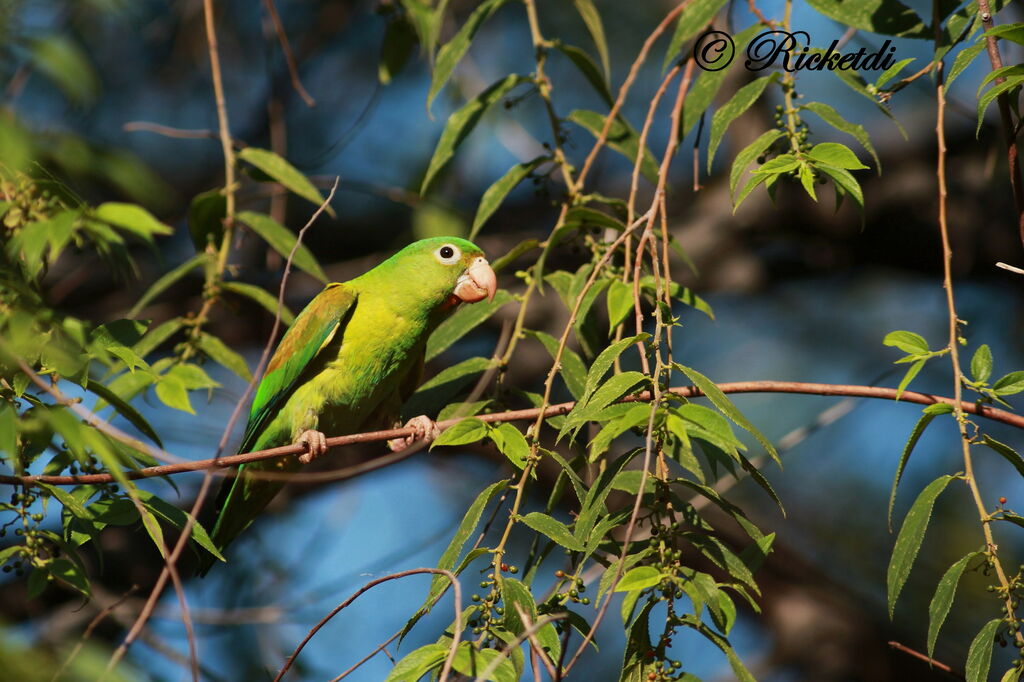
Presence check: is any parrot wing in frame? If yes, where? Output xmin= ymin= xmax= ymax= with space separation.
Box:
xmin=237 ymin=282 xmax=358 ymax=455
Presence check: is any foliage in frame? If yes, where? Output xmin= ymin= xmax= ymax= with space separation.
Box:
xmin=1 ymin=0 xmax=1023 ymax=680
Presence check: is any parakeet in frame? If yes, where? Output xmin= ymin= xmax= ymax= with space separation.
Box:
xmin=198 ymin=237 xmax=496 ymax=575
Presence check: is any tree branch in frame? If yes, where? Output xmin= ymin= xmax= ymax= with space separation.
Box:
xmin=6 ymin=381 xmax=1021 ymax=487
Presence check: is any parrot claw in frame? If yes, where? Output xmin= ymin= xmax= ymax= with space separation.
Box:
xmin=388 ymin=415 xmax=440 ymax=452
xmin=297 ymin=429 xmax=328 ymax=464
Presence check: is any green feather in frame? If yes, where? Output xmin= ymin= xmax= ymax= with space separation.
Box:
xmin=199 ymin=237 xmax=487 ymax=575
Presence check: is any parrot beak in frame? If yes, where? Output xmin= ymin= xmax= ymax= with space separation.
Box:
xmin=453 ymin=257 xmax=497 ymax=303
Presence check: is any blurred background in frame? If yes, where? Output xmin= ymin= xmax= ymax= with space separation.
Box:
xmin=2 ymin=0 xmax=1024 ymax=680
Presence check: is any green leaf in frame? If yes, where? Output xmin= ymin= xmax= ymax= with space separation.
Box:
xmin=708 ymin=75 xmax=776 ymax=173
xmin=35 ymin=482 xmax=92 ymax=520
xmin=128 ymin=253 xmax=208 ymax=318
xmin=427 ymin=0 xmax=510 ymax=110
xmin=807 ymin=142 xmax=869 ymax=170
xmin=571 ymin=0 xmax=610 ymax=79
xmin=994 ymin=371 xmax=1024 ymax=396
xmin=500 ymin=577 xmax=537 ymax=636
xmin=433 ymin=417 xmax=489 ymax=447
xmin=677 ymin=364 xmax=779 ymax=464
xmin=401 ymin=479 xmax=508 ymax=642
xmin=681 ymin=25 xmax=760 ymax=137
xmin=799 ymin=163 xmax=817 ymax=201
xmin=237 ymin=148 xmax=333 ymax=215
xmin=693 ymin=618 xmax=757 ymax=682
xmin=730 ymin=130 xmax=785 ymax=199
xmin=614 ymin=565 xmax=663 ymax=592
xmin=405 ymin=356 xmax=492 ymax=418
xmin=95 ymin=203 xmax=172 ymax=239
xmin=470 ymin=157 xmax=546 ymax=238
xmin=927 ymin=551 xmax=979 ymax=658
xmin=49 ymin=557 xmax=91 ymax=597
xmin=0 ymin=404 xmax=16 ymax=463
xmin=133 ymin=318 xmax=185 ymax=359
xmin=196 ymin=332 xmax=252 ymax=382
xmin=155 ymin=372 xmax=192 ymax=414
xmin=567 ymin=109 xmax=660 ymax=184
xmin=753 ymin=153 xmax=800 ymax=175
xmin=489 ymin=423 xmax=529 ymax=470
xmin=426 ymin=290 xmax=512 ymax=360
xmin=236 ymin=211 xmax=328 ymax=283
xmin=875 ymin=57 xmax=915 ymax=88
xmin=985 ymin=23 xmax=1024 ymax=46
xmin=977 ymin=75 xmax=1024 ymax=137
xmin=965 ymin=619 xmax=1001 ymax=682
xmin=889 ymin=405 xmax=948 ymax=531
xmin=817 ymin=163 xmax=865 ymax=214
xmin=895 ymin=359 xmax=926 ymax=399
xmin=979 ymin=64 xmax=1024 ymax=94
xmin=981 ymin=435 xmax=1024 ymax=479
xmin=562 ymin=371 xmax=648 ymax=440
xmin=29 ymin=35 xmax=99 ymax=105
xmin=137 ymin=490 xmax=225 ymax=562
xmin=187 ymin=188 xmax=225 ymax=251
xmin=552 ymin=42 xmax=612 ymax=105
xmin=86 ymin=380 xmax=163 ymax=448
xmin=971 ymin=344 xmax=993 ymax=383
xmin=948 ymin=40 xmax=987 ymax=87
xmin=527 ymin=330 xmax=587 ymax=401
xmin=379 ymin=15 xmax=417 ymax=85
xmin=887 ymin=475 xmax=954 ymax=618
xmin=422 ymin=73 xmax=529 ymax=194
xmin=221 ymin=281 xmax=295 ymax=325
xmin=451 ymin=644 xmax=516 ymax=682
xmin=804 ymin=0 xmax=927 ymax=37
xmin=802 ymin=101 xmax=880 ymax=171
xmin=384 ymin=643 xmax=449 ymax=682
xmin=663 ymin=0 xmax=729 ymax=71
xmin=605 ymin=279 xmax=634 ymax=334
xmin=581 ymin=333 xmax=649 ymax=406
xmin=589 ymin=403 xmax=650 ymax=461
xmin=518 ymin=512 xmax=584 ymax=551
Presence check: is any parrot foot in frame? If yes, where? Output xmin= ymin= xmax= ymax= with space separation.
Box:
xmin=297 ymin=429 xmax=328 ymax=464
xmin=388 ymin=415 xmax=440 ymax=452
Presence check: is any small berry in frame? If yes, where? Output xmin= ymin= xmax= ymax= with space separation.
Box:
xmin=501 ymin=563 xmax=509 ymax=572
xmin=1001 ymin=497 xmax=1008 ymax=505
xmin=554 ymin=570 xmax=565 ymax=578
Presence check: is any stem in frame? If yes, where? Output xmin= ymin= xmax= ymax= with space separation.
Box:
xmin=975 ymin=0 xmax=1024 ymax=246
xmin=935 ymin=53 xmax=1022 ymax=646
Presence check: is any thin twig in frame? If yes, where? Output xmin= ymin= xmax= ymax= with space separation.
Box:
xmin=935 ymin=38 xmax=1023 ymax=647
xmin=328 ymin=630 xmax=402 ymax=681
xmin=474 ymin=608 xmax=564 ymax=682
xmin=996 ymin=261 xmax=1024 ymax=275
xmin=262 ymin=0 xmax=316 ymax=107
xmin=52 ymin=586 xmax=138 ymax=681
xmin=273 ymin=568 xmax=461 ymax=682
xmin=887 ymin=641 xmax=962 ymax=679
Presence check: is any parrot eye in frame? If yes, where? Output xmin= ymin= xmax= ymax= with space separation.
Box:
xmin=434 ymin=244 xmax=460 ymax=264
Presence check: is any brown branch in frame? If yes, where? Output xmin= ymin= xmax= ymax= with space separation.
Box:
xmin=975 ymin=0 xmax=1024 ymax=246
xmin=6 ymin=381 xmax=1023 ymax=487
xmin=262 ymin=0 xmax=316 ymax=107
xmin=121 ymin=122 xmax=249 ymax=150
xmin=887 ymin=641 xmax=962 ymax=679
xmin=272 ymin=568 xmax=461 ymax=682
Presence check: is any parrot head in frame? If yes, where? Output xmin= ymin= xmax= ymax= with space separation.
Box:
xmin=372 ymin=236 xmax=497 ymax=309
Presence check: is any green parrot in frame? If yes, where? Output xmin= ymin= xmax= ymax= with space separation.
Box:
xmin=198 ymin=237 xmax=496 ymax=575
